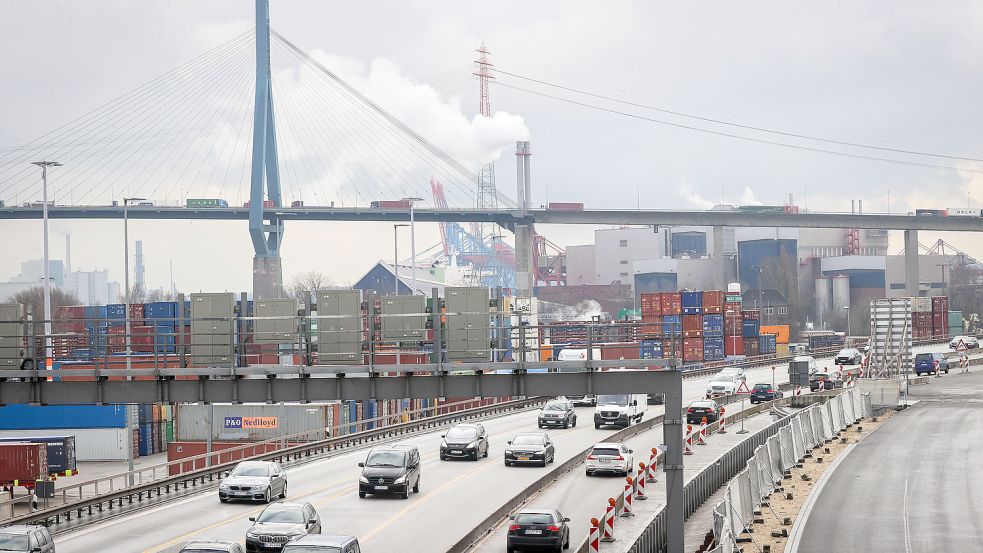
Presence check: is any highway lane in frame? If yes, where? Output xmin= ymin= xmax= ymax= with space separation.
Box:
xmin=795 ymin=366 xmax=983 ymax=552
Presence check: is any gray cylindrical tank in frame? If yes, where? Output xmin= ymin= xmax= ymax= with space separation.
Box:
xmin=815 ymin=278 xmax=832 ymax=326
xmin=832 ymin=275 xmax=851 ymax=312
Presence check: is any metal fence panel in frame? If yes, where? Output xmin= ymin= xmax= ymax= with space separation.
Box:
xmin=768 ymin=437 xmax=783 ymax=481
xmin=790 ymin=416 xmax=804 ymax=461
xmin=737 ymin=470 xmax=754 ymax=529
xmin=779 ymin=425 xmax=795 ymax=469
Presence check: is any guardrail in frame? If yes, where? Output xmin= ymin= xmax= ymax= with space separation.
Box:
xmin=0 ymin=396 xmax=547 ymax=527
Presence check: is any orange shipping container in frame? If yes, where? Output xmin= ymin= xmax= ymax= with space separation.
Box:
xmin=759 ymin=325 xmax=790 ymax=344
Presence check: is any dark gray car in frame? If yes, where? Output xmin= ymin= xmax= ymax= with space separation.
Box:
xmin=281 ymin=535 xmax=361 ymax=553
xmin=245 ymin=502 xmax=321 ymax=553
xmin=0 ymin=525 xmax=55 ymax=552
xmin=538 ymin=400 xmax=577 ymax=429
xmin=220 ymin=461 xmax=287 ymax=503
xmin=440 ymin=423 xmax=489 ymax=461
xmin=506 ymin=508 xmax=570 ymax=553
xmin=504 ymin=432 xmax=555 ymax=467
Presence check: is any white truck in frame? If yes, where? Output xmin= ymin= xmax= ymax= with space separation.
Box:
xmin=705 ymin=367 xmax=747 ymax=398
xmin=593 ymin=393 xmax=648 ymax=429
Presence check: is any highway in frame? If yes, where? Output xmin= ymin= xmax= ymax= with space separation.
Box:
xmin=51 ymin=342 xmax=954 ymax=552
xmin=794 ymin=366 xmax=983 ymax=552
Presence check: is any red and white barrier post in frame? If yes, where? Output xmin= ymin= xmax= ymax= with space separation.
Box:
xmin=698 ymin=416 xmax=709 ymax=445
xmin=717 ymin=407 xmax=727 ymax=434
xmin=684 ymin=425 xmax=695 ymax=455
xmin=602 ymin=498 xmax=616 ymax=541
xmin=646 ymin=447 xmax=658 ymax=482
xmin=636 ymin=462 xmax=648 ymax=500
xmin=589 ymin=518 xmax=601 ymax=552
xmin=795 ymin=386 xmax=802 ymax=396
xmin=621 ymin=476 xmax=635 ymax=517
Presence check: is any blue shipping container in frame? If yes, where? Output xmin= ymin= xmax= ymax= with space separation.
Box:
xmin=347 ymin=401 xmax=357 ymax=434
xmin=0 ymin=404 xmax=130 ymax=430
xmin=107 ymin=304 xmax=126 ymax=319
xmin=702 ymin=314 xmax=724 ymax=337
xmin=365 ymin=400 xmax=377 ymax=430
xmin=681 ymin=291 xmax=703 ymax=315
xmin=742 ymin=320 xmax=760 ymax=338
xmin=138 ymin=423 xmax=153 ymax=456
xmin=703 ymin=337 xmax=725 ymax=361
xmin=662 ymin=315 xmax=682 ymax=338
xmin=640 ymin=339 xmax=663 ymax=359
xmin=84 ymin=305 xmax=108 ymax=322
xmin=760 ymin=334 xmax=778 ymax=354
xmin=145 ymin=301 xmax=177 ymax=320
xmin=138 ymin=404 xmax=153 ymax=424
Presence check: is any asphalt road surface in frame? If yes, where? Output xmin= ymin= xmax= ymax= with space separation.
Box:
xmin=796 ymin=369 xmax=983 ymax=552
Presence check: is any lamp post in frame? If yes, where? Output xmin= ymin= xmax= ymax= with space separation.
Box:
xmin=122 ymin=197 xmax=144 ymax=481
xmin=393 ymin=224 xmax=408 ymax=295
xmin=401 ymin=197 xmax=423 ymax=295
xmin=31 ymin=161 xmax=62 ymax=370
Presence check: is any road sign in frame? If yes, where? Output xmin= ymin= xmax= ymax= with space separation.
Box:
xmin=736 ymin=380 xmax=751 ymax=395
xmin=957 ymin=340 xmax=968 ymax=352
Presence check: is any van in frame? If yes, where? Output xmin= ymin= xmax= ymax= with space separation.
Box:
xmin=593 ymin=394 xmax=647 ymax=428
xmin=357 ymin=444 xmax=421 ymax=499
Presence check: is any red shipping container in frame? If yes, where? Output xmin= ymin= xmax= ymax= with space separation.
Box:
xmin=682 ymin=338 xmax=704 ymax=362
xmin=741 ymin=309 xmax=760 ymax=321
xmin=702 ymin=291 xmax=724 ymax=314
xmin=56 ymin=305 xmax=86 ymax=320
xmin=640 ymin=315 xmax=662 ymax=337
xmin=931 ymin=296 xmax=949 ymax=313
xmin=660 ymin=293 xmax=682 ymax=316
xmin=913 ymin=312 xmax=933 ymax=329
xmin=374 ymin=352 xmax=430 ymax=364
xmin=54 ymin=320 xmax=86 ymax=334
xmin=724 ymin=336 xmax=744 ymax=357
xmin=0 ymin=443 xmax=48 ymax=484
xmin=600 ymin=342 xmax=641 ymax=361
xmin=640 ymin=293 xmax=662 ymax=317
xmin=129 ymin=303 xmax=145 ymax=323
xmin=166 ymin=441 xmax=289 ymax=476
xmin=743 ymin=337 xmax=760 ymax=357
xmin=682 ymin=315 xmax=703 ymax=338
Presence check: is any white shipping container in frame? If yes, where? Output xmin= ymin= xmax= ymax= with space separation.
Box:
xmin=911 ymin=297 xmax=933 ymax=313
xmin=176 ymin=403 xmax=336 ymax=442
xmin=946 ymin=208 xmax=981 ymax=217
xmin=0 ymin=428 xmax=131 ymax=461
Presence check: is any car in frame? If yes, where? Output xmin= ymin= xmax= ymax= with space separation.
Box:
xmin=949 ymin=335 xmax=980 ymax=349
xmin=506 ymin=508 xmax=571 ymax=553
xmin=538 ymin=399 xmax=577 ymax=429
xmin=834 ymin=348 xmax=862 ymax=365
xmin=219 ymin=461 xmax=288 ymax=503
xmin=504 ymin=432 xmax=555 ymax=467
xmin=0 ymin=525 xmax=55 ymax=552
xmin=245 ymin=501 xmax=321 ymax=553
xmin=809 ymin=372 xmax=842 ymax=391
xmin=705 ymin=368 xmax=746 ymax=398
xmin=440 ymin=423 xmax=489 ymax=461
xmin=566 ymin=394 xmax=596 ymax=407
xmin=686 ymin=400 xmax=722 ymax=425
xmin=281 ymin=535 xmax=361 ymax=553
xmin=750 ymin=383 xmax=783 ymax=404
xmin=585 ymin=442 xmax=634 ymax=477
xmin=358 ymin=444 xmax=421 ymax=499
xmin=915 ymin=352 xmax=950 ymax=375
xmin=181 ymin=541 xmax=245 ymax=553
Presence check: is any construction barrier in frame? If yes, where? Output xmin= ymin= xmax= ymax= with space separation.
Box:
xmin=646 ymin=448 xmax=658 ymax=483
xmin=683 ymin=425 xmax=695 ymax=455
xmin=621 ymin=476 xmax=634 ymax=517
xmin=601 ymin=498 xmax=616 ymax=542
xmin=717 ymin=407 xmax=727 ymax=433
xmin=636 ymin=463 xmax=648 ymax=500
xmin=588 ymin=518 xmax=601 ymax=553
xmin=697 ymin=418 xmax=709 ymax=446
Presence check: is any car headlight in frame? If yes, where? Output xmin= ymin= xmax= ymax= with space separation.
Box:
xmin=441 ymin=441 xmax=448 ymax=449
xmin=359 ymin=475 xmax=369 ymax=483
xmin=505 ymin=449 xmax=513 ymax=456
xmin=467 ymin=440 xmax=478 ymax=450
xmin=219 ymin=483 xmax=229 ymax=490
xmin=246 ymin=530 xmax=260 ymax=538
xmin=394 ymin=475 xmax=407 ymax=484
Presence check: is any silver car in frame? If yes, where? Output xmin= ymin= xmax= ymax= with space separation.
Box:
xmin=219 ymin=461 xmax=287 ymax=503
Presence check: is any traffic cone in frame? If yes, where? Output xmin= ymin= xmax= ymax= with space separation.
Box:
xmin=601 ymin=498 xmax=616 ymax=541
xmin=636 ymin=463 xmax=648 ymax=500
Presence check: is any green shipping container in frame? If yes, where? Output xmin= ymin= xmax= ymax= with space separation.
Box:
xmin=165 ymin=420 xmax=174 ymax=443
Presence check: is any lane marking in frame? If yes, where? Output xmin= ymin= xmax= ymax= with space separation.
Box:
xmin=903 ymin=478 xmax=912 ymax=553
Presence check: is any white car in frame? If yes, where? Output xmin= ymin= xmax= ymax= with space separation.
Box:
xmin=949 ymin=335 xmax=980 ymax=349
xmin=705 ymin=368 xmax=746 ymax=398
xmin=585 ymin=442 xmax=634 ymax=477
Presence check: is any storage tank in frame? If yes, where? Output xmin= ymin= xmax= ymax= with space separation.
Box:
xmin=815 ymin=278 xmax=832 ymax=325
xmin=832 ymin=275 xmax=851 ymax=312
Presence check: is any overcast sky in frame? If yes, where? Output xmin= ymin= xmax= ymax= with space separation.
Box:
xmin=1 ymin=1 xmax=982 ymax=293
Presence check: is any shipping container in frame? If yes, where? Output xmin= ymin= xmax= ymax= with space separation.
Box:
xmin=682 ymin=338 xmax=704 ymax=363
xmin=175 ymin=404 xmax=335 ymax=442
xmin=759 ymin=325 xmax=790 ymax=344
xmin=912 ymin=297 xmax=933 ymax=313
xmin=640 ymin=339 xmax=663 ymax=359
xmin=660 ymin=293 xmax=682 ymax=316
xmin=56 ymin=306 xmax=86 ymax=320
xmin=743 ymin=337 xmax=760 ymax=357
xmin=546 ymin=202 xmax=585 ymax=211
xmin=0 ymin=428 xmax=130 ymax=461
xmin=0 ymin=443 xmax=47 ymax=484
xmin=703 ymin=337 xmax=724 ymax=361
xmin=370 ymin=200 xmax=412 ymax=208
xmin=742 ymin=319 xmax=761 ymax=338
xmin=741 ymin=309 xmax=760 ymax=321
xmin=0 ymin=404 xmax=131 ymax=430
xmin=640 ymin=316 xmax=662 ymax=338
xmin=138 ymin=404 xmax=153 ymax=424
xmin=145 ymin=301 xmax=178 ymax=320
xmin=681 ymin=291 xmax=703 ymax=315
xmin=600 ymin=342 xmax=641 ymax=361
xmin=138 ymin=423 xmax=153 ymax=456
xmin=724 ymin=336 xmax=745 ymax=357
xmin=662 ymin=315 xmax=682 ymax=338
xmin=776 ymin=343 xmax=790 ymax=357
xmin=702 ymin=290 xmax=724 ymax=314
xmin=0 ymin=436 xmax=76 ymax=475
xmin=702 ymin=314 xmax=724 ymax=337
xmin=640 ymin=293 xmax=662 ymax=318
xmin=682 ymin=314 xmax=703 ymax=338
xmin=931 ymin=296 xmax=949 ymax=313
xmin=84 ymin=305 xmax=108 ymax=323
xmin=949 ymin=311 xmax=964 ymax=331
xmin=760 ymin=334 xmax=778 ymax=355
xmin=186 ymin=198 xmax=228 ymax=208
xmin=913 ymin=312 xmax=933 ymax=330
xmin=166 ymin=441 xmax=289 ymax=476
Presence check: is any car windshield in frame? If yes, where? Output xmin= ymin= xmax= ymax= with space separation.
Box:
xmin=793 ymin=356 xmax=811 ymax=362
xmin=596 ymin=394 xmax=628 ymax=405
xmin=231 ymin=463 xmax=270 ymax=477
xmin=690 ymin=403 xmax=712 ymax=409
xmin=512 ymin=434 xmax=545 ymax=446
xmin=0 ymin=534 xmax=28 ymax=550
xmin=282 ymin=547 xmax=342 ymax=553
xmin=256 ymin=506 xmax=306 ymax=524
xmin=365 ymin=450 xmax=406 ymax=467
xmin=544 ymin=402 xmax=567 ymax=411
xmin=183 ymin=549 xmax=233 ymax=553
xmin=813 ymin=374 xmax=830 ymax=380
xmin=838 ymin=349 xmax=856 ymax=355
xmin=515 ymin=513 xmax=554 ymax=524
xmin=753 ymin=384 xmax=771 ymax=391
xmin=445 ymin=427 xmax=477 ymax=440
xmin=591 ymin=447 xmax=621 ymax=457
xmin=915 ymin=353 xmax=933 ymax=362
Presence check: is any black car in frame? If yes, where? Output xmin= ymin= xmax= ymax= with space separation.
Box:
xmin=0 ymin=525 xmax=55 ymax=553
xmin=809 ymin=372 xmax=841 ymax=392
xmin=538 ymin=400 xmax=577 ymax=429
xmin=245 ymin=502 xmax=321 ymax=553
xmin=504 ymin=432 xmax=555 ymax=467
xmin=685 ymin=400 xmax=721 ymax=425
xmin=440 ymin=423 xmax=489 ymax=461
xmin=358 ymin=444 xmax=421 ymax=499
xmin=749 ymin=383 xmax=783 ymax=404
xmin=834 ymin=348 xmax=862 ymax=365
xmin=506 ymin=508 xmax=570 ymax=553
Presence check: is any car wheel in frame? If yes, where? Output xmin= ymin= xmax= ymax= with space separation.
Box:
xmin=505 ymin=460 xmax=511 ymax=467
xmin=439 ymin=454 xmax=446 ymax=461
xmin=280 ymin=483 xmax=287 ymax=499
xmin=594 ymin=423 xmax=601 ymax=429
xmin=413 ymin=477 xmax=420 ymax=494
xmin=264 ymin=487 xmax=272 ymax=503
xmin=564 ymin=530 xmax=571 ymax=549
xmin=358 ymin=491 xmax=366 ymax=498
xmin=401 ymin=487 xmax=410 ymax=500
xmin=540 ymin=458 xmax=548 ymax=468
xmin=483 ymin=446 xmax=489 ymax=458
xmin=586 ymin=469 xmax=593 ymax=476
xmin=572 ymin=416 xmax=577 ymax=427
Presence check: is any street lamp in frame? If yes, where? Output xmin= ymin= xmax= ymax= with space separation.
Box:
xmin=393 ymin=224 xmax=409 ymax=295
xmin=122 ymin=197 xmax=144 ymax=481
xmin=842 ymin=305 xmax=851 ymax=339
xmin=31 ymin=161 xmax=62 ymax=369
xmin=401 ymin=197 xmax=423 ymax=295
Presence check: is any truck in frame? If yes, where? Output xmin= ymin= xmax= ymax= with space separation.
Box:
xmin=244 ymin=200 xmax=276 ymax=208
xmin=593 ymin=393 xmax=647 ymax=429
xmin=370 ymin=200 xmax=412 ymax=208
xmin=705 ymin=367 xmax=747 ymax=398
xmin=186 ymin=198 xmax=229 ymax=208
xmin=0 ymin=436 xmax=77 ymax=476
xmin=546 ymin=202 xmax=584 ymax=211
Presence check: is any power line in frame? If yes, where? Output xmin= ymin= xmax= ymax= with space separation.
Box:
xmin=492 ymin=80 xmax=983 ymax=174
xmin=493 ymin=68 xmax=983 ymax=165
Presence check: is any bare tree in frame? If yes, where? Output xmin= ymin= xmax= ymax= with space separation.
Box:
xmin=120 ymin=283 xmax=146 ymax=304
xmin=145 ymin=288 xmax=177 ymax=303
xmin=285 ymin=271 xmax=344 ymax=300
xmin=7 ymin=287 xmax=81 ymax=320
